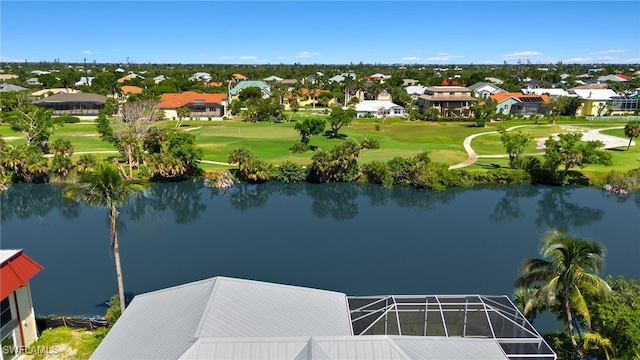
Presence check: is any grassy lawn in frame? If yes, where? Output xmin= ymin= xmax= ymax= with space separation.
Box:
xmin=26 ymin=326 xmax=106 ymax=360
xmin=1 ymin=117 xmax=637 ymax=176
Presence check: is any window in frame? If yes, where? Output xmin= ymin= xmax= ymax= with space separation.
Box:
xmin=1 ymin=298 xmax=11 ymax=328
xmin=450 ymin=92 xmax=455 ymax=95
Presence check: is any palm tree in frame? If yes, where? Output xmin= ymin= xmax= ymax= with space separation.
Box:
xmin=515 ymin=230 xmax=611 ymax=359
xmin=64 ymin=162 xmax=144 ymax=311
xmin=624 ymin=120 xmax=640 ymax=151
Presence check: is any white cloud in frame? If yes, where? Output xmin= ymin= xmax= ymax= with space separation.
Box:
xmin=0 ymin=56 xmax=23 ymax=62
xmin=295 ymin=51 xmax=321 ymax=58
xmin=564 ymin=57 xmax=593 ymax=62
xmin=503 ymin=51 xmax=542 ymax=59
xmin=238 ymin=55 xmax=258 ymax=60
xmin=483 ymin=60 xmax=498 ymax=64
xmin=401 ymin=56 xmax=421 ymax=61
xmin=81 ymin=50 xmax=96 ymax=54
xmin=219 ymin=55 xmax=236 ymax=60
xmin=591 ymin=49 xmax=626 ymax=55
xmin=424 ymin=52 xmax=463 ymax=62
xmin=255 ymin=59 xmax=268 ymax=64
xmin=624 ymin=57 xmax=640 ymax=63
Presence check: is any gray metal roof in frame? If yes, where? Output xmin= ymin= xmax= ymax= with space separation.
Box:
xmin=90 ymin=278 xmax=216 ymax=360
xmin=33 ymin=92 xmax=107 ymax=103
xmin=91 ymin=277 xmax=351 ymax=360
xmin=91 ymin=277 xmax=554 ymax=360
xmin=178 ymin=336 xmax=508 ymax=359
xmin=196 ymin=277 xmax=352 ymax=338
xmin=0 ymin=83 xmax=27 ymax=92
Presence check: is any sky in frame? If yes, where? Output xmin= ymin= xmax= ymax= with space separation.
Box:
xmin=1 ymin=1 xmax=639 ymax=65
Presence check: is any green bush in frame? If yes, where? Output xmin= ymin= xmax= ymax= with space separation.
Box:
xmin=55 ymin=114 xmax=80 ymax=123
xmin=271 ymin=161 xmax=307 ymax=182
xmin=360 ymin=136 xmax=380 ymax=149
xmin=105 ymin=294 xmax=122 ymax=326
xmin=290 ymin=142 xmax=309 ymax=153
xmin=361 ymin=161 xmax=393 ymax=188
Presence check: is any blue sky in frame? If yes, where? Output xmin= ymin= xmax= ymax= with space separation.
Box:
xmin=2 ymin=1 xmax=639 ymax=65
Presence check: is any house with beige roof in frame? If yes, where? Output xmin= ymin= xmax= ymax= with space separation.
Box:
xmin=418 ymin=86 xmax=476 ymax=117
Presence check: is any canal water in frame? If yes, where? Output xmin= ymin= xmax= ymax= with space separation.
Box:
xmin=1 ymin=182 xmax=638 ymax=322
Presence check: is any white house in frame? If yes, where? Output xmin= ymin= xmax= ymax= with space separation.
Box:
xmin=405 ymin=85 xmax=426 ymax=100
xmin=1 ymin=250 xmax=43 ymax=358
xmin=521 ymin=88 xmax=569 ymax=97
xmin=189 ymin=72 xmax=212 ymax=82
xmin=468 ymin=82 xmax=506 ymax=99
xmin=355 ymin=100 xmax=405 ymax=117
xmin=153 ymin=75 xmax=167 ymax=84
xmin=75 ymin=77 xmax=94 ymax=86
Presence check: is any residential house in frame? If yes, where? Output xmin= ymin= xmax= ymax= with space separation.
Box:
xmin=156 ymin=91 xmax=227 ymax=119
xmin=597 ymin=74 xmax=630 ymax=82
xmin=262 ymin=75 xmax=283 ymax=82
xmin=468 ymin=82 xmax=506 ymax=99
xmin=609 ymin=96 xmax=638 ymax=114
xmin=364 ymin=73 xmax=391 ymax=83
xmin=1 ymin=249 xmax=43 ymax=358
xmin=0 ymin=74 xmax=19 ymax=81
xmin=288 ymin=88 xmax=332 ymax=107
xmin=189 ymin=72 xmax=212 ymax=82
xmin=153 ymin=75 xmax=167 ymax=84
xmin=26 ymin=78 xmax=40 ymax=86
xmin=114 ymin=68 xmax=125 ymax=73
xmin=31 ymin=88 xmax=79 ymax=97
xmin=441 ymin=78 xmax=464 ymax=86
xmin=0 ymin=84 xmax=27 ymax=92
xmin=521 ymin=88 xmax=569 ymax=97
xmin=418 ymin=86 xmax=476 ymax=117
xmin=120 ymin=85 xmax=143 ymax=96
xmin=117 ymin=73 xmax=144 ymax=83
xmin=484 ymin=77 xmax=504 ymax=85
xmin=489 ymin=93 xmax=550 ymax=116
xmin=30 ymin=70 xmax=50 ymax=76
xmin=405 ymin=85 xmax=427 ymax=100
xmin=90 ymin=276 xmax=556 ymax=360
xmin=568 ymin=89 xmax=619 ymax=116
xmin=281 ymin=79 xmax=298 ymax=87
xmin=75 ymin=77 xmax=94 ymax=87
xmin=232 ymin=74 xmax=248 ymax=81
xmin=34 ymin=93 xmax=107 ymax=117
xmin=355 ymin=100 xmax=405 ymax=117
xmin=229 ymin=80 xmax=270 ymax=101
xmin=402 ymin=79 xmax=419 ymax=86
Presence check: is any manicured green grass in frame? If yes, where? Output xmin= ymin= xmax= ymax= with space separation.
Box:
xmin=27 ymin=326 xmax=106 ymax=360
xmin=2 ymin=117 xmax=637 ymax=177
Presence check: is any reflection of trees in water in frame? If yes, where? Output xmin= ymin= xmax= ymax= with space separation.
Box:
xmin=1 ymin=184 xmax=80 ymax=221
xmin=489 ymin=186 xmax=541 ymax=223
xmin=306 ymin=183 xmax=359 ymax=221
xmin=535 ymin=187 xmax=604 ymax=231
xmin=226 ymin=182 xmax=273 ymax=212
xmin=386 ymin=187 xmax=459 ymax=211
xmin=122 ymin=182 xmax=206 ymax=224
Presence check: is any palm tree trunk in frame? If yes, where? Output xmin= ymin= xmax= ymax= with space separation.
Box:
xmin=628 ymin=137 xmax=633 ymax=151
xmin=110 ymin=205 xmax=127 ymax=311
xmin=564 ymin=295 xmax=584 ymax=359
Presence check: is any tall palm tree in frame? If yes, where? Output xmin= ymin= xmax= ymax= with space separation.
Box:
xmin=624 ymin=120 xmax=640 ymax=151
xmin=515 ymin=230 xmax=611 ymax=359
xmin=64 ymin=162 xmax=144 ymax=311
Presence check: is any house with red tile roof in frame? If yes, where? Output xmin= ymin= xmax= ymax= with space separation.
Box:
xmin=121 ymin=85 xmax=143 ymax=95
xmin=489 ymin=93 xmax=550 ymax=116
xmin=155 ymin=91 xmax=227 ymax=120
xmin=1 ymin=249 xmax=43 ymax=354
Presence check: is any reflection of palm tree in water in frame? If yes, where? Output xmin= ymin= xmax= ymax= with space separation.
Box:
xmin=535 ymin=187 xmax=604 ymax=231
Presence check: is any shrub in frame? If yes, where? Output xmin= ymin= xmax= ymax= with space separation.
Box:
xmin=105 ymin=294 xmax=122 ymax=327
xmin=374 ymin=124 xmax=381 ymax=131
xmin=55 ymin=114 xmax=80 ymax=123
xmin=361 ymin=161 xmax=393 ymax=188
xmin=360 ymin=136 xmax=380 ymax=149
xmin=271 ymin=161 xmax=307 ymax=182
xmin=290 ymin=142 xmax=309 ymax=153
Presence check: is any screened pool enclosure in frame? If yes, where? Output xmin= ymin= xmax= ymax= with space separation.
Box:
xmin=348 ymin=295 xmax=556 ymax=360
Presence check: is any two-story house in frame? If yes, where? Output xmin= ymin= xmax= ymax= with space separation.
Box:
xmin=418 ymin=86 xmax=476 ymax=117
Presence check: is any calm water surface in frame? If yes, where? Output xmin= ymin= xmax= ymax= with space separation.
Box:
xmin=1 ymin=182 xmax=639 ymax=319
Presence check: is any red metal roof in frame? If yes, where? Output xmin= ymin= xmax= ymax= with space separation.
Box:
xmin=1 ymin=250 xmax=43 ymax=299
